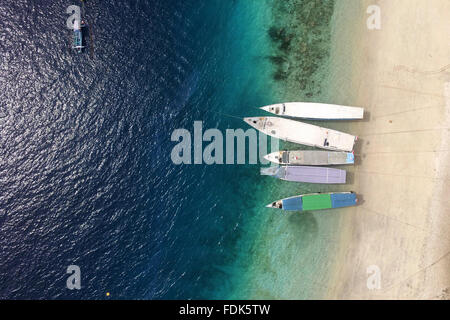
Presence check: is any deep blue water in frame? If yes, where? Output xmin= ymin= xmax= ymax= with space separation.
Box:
xmin=0 ymin=0 xmax=276 ymax=299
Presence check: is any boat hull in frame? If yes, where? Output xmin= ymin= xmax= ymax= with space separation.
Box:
xmin=267 ymin=192 xmax=358 ymax=211
xmin=261 ymin=102 xmax=364 ymax=120
xmin=264 ymin=150 xmax=354 ymax=165
xmin=244 ymin=117 xmax=357 ymax=152
xmin=72 ymin=20 xmax=85 ymax=53
xmin=261 ymin=166 xmax=346 ymax=184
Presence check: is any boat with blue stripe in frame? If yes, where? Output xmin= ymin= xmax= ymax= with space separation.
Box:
xmin=266 ymin=192 xmax=358 ymax=212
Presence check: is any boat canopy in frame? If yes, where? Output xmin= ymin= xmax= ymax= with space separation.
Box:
xmin=72 ymin=19 xmax=85 ymax=52
xmin=73 ymin=30 xmax=82 ymax=48
xmin=330 ymin=193 xmax=357 ymax=208
xmin=262 ymin=166 xmax=346 ymax=184
xmin=302 ymin=194 xmax=332 ymax=211
xmin=282 ymin=197 xmax=303 ymax=211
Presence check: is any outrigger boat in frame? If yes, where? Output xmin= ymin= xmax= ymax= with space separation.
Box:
xmin=72 ymin=20 xmax=85 ymax=53
xmin=264 ymin=150 xmax=354 ymax=166
xmin=243 ymin=117 xmax=357 ymax=152
xmin=261 ymin=166 xmax=346 ymax=184
xmin=266 ymin=192 xmax=358 ymax=212
xmin=260 ymin=102 xmax=364 ymax=120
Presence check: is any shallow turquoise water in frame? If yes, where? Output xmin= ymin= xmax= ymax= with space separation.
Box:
xmin=198 ymin=0 xmax=343 ymax=299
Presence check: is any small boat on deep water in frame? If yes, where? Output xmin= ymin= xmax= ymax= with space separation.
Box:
xmin=243 ymin=117 xmax=357 ymax=152
xmin=72 ymin=20 xmax=85 ymax=53
xmin=260 ymin=102 xmax=364 ymax=120
xmin=264 ymin=150 xmax=355 ymax=166
xmin=260 ymin=166 xmax=346 ymax=184
xmin=266 ymin=192 xmax=358 ymax=211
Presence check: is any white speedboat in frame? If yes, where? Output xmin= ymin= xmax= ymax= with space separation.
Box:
xmin=261 ymin=102 xmax=364 ymax=120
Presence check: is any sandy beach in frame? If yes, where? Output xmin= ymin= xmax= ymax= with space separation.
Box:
xmin=324 ymin=0 xmax=450 ymax=299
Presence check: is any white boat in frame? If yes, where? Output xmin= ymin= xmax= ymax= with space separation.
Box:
xmin=261 ymin=102 xmax=364 ymax=120
xmin=243 ymin=117 xmax=357 ymax=152
xmin=264 ymin=150 xmax=354 ymax=165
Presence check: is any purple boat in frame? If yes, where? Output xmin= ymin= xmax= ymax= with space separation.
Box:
xmin=260 ymin=166 xmax=346 ymax=184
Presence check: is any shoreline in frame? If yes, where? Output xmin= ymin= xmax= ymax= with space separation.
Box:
xmin=220 ymin=0 xmax=449 ymax=300
xmin=325 ymin=0 xmax=450 ymax=299
xmin=227 ymin=0 xmax=343 ymax=299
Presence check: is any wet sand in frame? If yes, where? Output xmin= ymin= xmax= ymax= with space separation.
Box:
xmin=324 ymin=0 xmax=450 ymax=299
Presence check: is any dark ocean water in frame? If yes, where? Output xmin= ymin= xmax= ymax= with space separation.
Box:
xmin=0 ymin=0 xmax=276 ymax=299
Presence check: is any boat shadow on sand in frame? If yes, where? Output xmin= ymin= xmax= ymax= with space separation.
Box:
xmin=353 ymin=136 xmax=366 ymax=166
xmin=355 ymin=193 xmax=365 ymax=206
xmin=361 ymin=111 xmax=371 ymax=122
xmin=345 ymin=170 xmax=355 ymax=184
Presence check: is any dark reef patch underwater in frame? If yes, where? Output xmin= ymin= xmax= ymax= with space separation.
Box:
xmin=0 ymin=0 xmax=337 ymax=299
xmin=267 ymin=0 xmax=335 ymax=98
